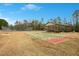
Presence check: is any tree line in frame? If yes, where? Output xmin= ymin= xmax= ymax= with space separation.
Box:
xmin=9 ymin=19 xmax=45 ymax=31
xmin=0 ymin=10 xmax=79 ymax=32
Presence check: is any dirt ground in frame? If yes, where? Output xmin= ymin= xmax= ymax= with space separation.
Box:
xmin=0 ymin=31 xmax=79 ymax=56
xmin=0 ymin=31 xmax=43 ymax=56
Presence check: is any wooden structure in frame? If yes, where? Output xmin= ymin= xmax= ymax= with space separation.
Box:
xmin=45 ymin=22 xmax=73 ymax=32
xmin=61 ymin=24 xmax=73 ymax=32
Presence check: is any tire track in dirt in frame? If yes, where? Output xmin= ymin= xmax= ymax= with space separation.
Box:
xmin=0 ymin=32 xmax=46 ymax=55
xmin=0 ymin=31 xmax=79 ymax=56
xmin=0 ymin=32 xmax=31 ymax=55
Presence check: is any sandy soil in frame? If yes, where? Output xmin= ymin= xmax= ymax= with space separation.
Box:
xmin=0 ymin=31 xmax=79 ymax=56
xmin=0 ymin=31 xmax=40 ymax=55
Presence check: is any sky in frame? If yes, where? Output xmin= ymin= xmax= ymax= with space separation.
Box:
xmin=0 ymin=3 xmax=79 ymax=25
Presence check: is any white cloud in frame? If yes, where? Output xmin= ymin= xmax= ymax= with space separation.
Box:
xmin=3 ymin=3 xmax=13 ymax=6
xmin=0 ymin=17 xmax=14 ymax=25
xmin=21 ymin=4 xmax=42 ymax=11
xmin=0 ymin=14 xmax=14 ymax=25
xmin=0 ymin=12 xmax=15 ymax=25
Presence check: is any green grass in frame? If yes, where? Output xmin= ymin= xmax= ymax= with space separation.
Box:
xmin=26 ymin=31 xmax=65 ymax=40
xmin=26 ymin=31 xmax=79 ymax=55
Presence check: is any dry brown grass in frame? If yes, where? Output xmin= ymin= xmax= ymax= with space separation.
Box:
xmin=0 ymin=31 xmax=79 ymax=56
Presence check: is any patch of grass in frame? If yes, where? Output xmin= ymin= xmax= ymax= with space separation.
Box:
xmin=26 ymin=31 xmax=65 ymax=40
xmin=26 ymin=31 xmax=79 ymax=55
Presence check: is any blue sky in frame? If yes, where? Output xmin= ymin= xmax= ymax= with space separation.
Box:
xmin=0 ymin=3 xmax=79 ymax=25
